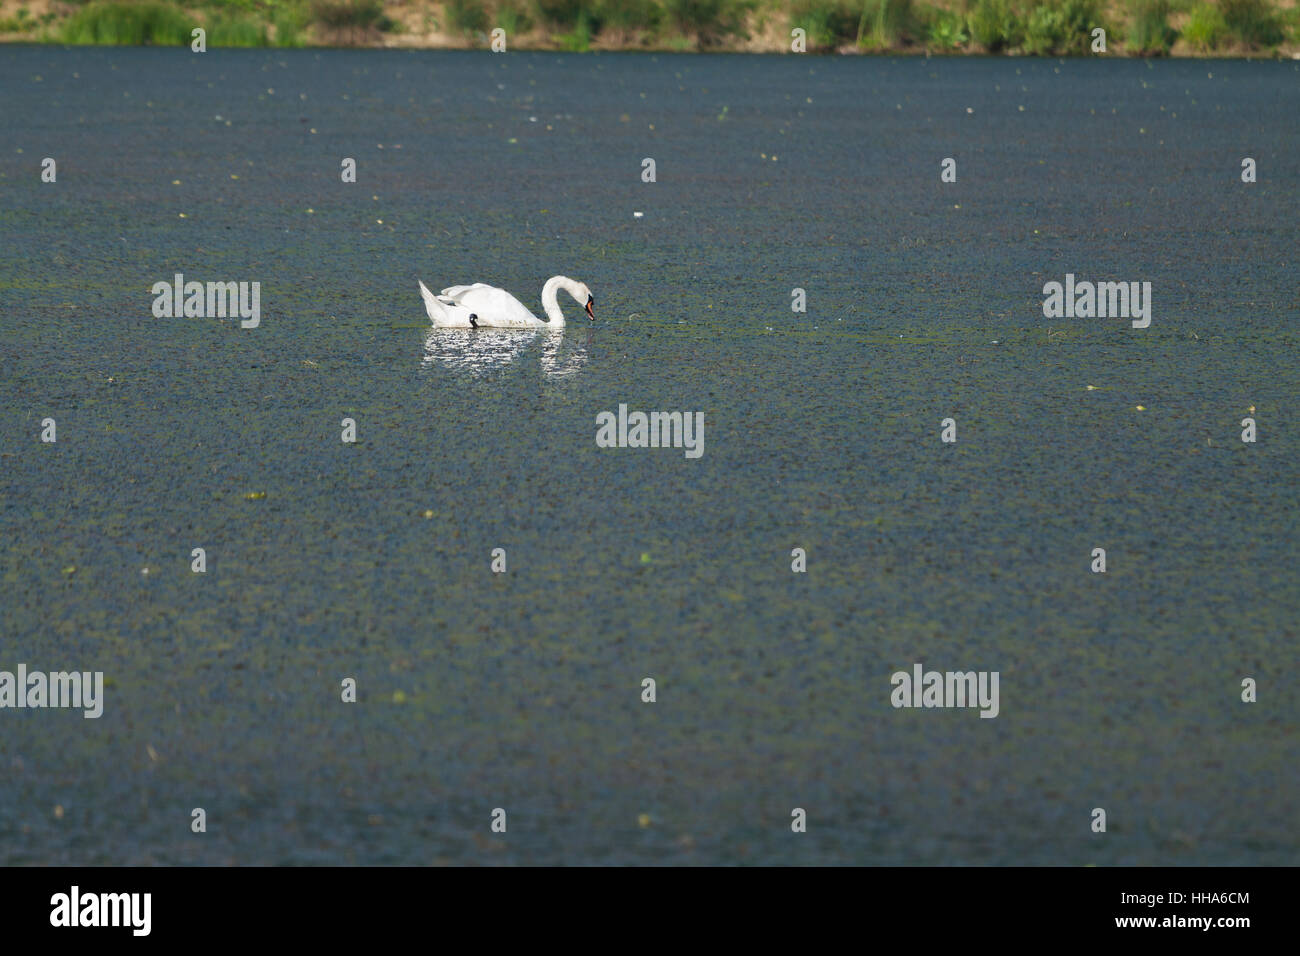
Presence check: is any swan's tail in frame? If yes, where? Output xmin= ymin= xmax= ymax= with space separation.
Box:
xmin=418 ymin=280 xmax=447 ymax=323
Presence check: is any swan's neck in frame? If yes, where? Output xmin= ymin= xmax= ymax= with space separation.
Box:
xmin=541 ymin=275 xmax=575 ymax=326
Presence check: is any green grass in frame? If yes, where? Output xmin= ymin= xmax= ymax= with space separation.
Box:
xmin=208 ymin=11 xmax=269 ymax=43
xmin=923 ymin=4 xmax=968 ymax=48
xmin=271 ymin=4 xmax=310 ymax=44
xmin=554 ymin=7 xmax=594 ymax=46
xmin=56 ymin=0 xmax=318 ymax=46
xmin=1023 ymin=2 xmax=1063 ymax=52
xmin=857 ymin=0 xmax=917 ymax=49
xmin=662 ymin=0 xmax=753 ymax=47
xmin=311 ymin=0 xmax=393 ymax=39
xmin=967 ymin=0 xmax=1023 ymax=50
xmin=444 ymin=0 xmax=490 ymax=32
xmin=598 ymin=0 xmax=660 ymax=36
xmin=494 ymin=0 xmax=534 ymax=33
xmin=1022 ymin=0 xmax=1103 ymax=54
xmin=1220 ymin=0 xmax=1283 ymax=47
xmin=533 ymin=0 xmax=584 ymax=29
xmin=1183 ymin=1 xmax=1228 ymax=49
xmin=1126 ymin=0 xmax=1175 ymax=54
xmin=789 ymin=0 xmax=859 ymax=49
xmin=61 ymin=2 xmax=197 ymax=45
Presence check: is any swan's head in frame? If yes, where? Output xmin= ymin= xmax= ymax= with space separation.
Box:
xmin=572 ymin=281 xmax=594 ymax=319
xmin=554 ymin=276 xmax=594 ymax=320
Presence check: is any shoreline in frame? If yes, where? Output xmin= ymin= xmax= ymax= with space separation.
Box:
xmin=5 ymin=37 xmax=1299 ymax=57
xmin=2 ymin=0 xmax=1298 ymax=57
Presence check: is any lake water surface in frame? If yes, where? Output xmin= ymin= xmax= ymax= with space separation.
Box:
xmin=1 ymin=47 xmax=1298 ymax=864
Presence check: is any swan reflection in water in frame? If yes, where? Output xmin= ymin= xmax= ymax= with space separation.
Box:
xmin=420 ymin=326 xmax=589 ymax=379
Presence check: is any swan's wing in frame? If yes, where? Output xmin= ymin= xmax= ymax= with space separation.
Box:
xmin=418 ymin=280 xmax=447 ymax=320
xmin=418 ymin=280 xmax=452 ymax=322
xmin=440 ymin=283 xmax=492 ymax=300
xmin=440 ymin=284 xmax=538 ymax=324
xmin=419 ymin=280 xmax=474 ymax=327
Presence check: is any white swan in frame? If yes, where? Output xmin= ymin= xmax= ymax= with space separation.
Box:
xmin=420 ymin=275 xmax=594 ymax=329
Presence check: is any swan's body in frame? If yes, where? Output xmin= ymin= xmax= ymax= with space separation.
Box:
xmin=420 ymin=275 xmax=594 ymax=329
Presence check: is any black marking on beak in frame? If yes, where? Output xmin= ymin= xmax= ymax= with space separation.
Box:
xmin=469 ymin=314 xmax=478 ymax=328
xmin=585 ymin=296 xmax=595 ymax=319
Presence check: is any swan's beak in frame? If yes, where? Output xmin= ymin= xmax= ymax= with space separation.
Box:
xmin=585 ymin=296 xmax=595 ymax=320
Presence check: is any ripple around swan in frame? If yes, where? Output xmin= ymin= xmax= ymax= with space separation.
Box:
xmin=421 ymin=327 xmax=588 ymax=379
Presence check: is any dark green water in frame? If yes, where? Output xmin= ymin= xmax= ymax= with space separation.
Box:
xmin=1 ymin=47 xmax=1297 ymax=864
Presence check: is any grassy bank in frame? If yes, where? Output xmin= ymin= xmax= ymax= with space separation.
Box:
xmin=1 ymin=0 xmax=1297 ymax=54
